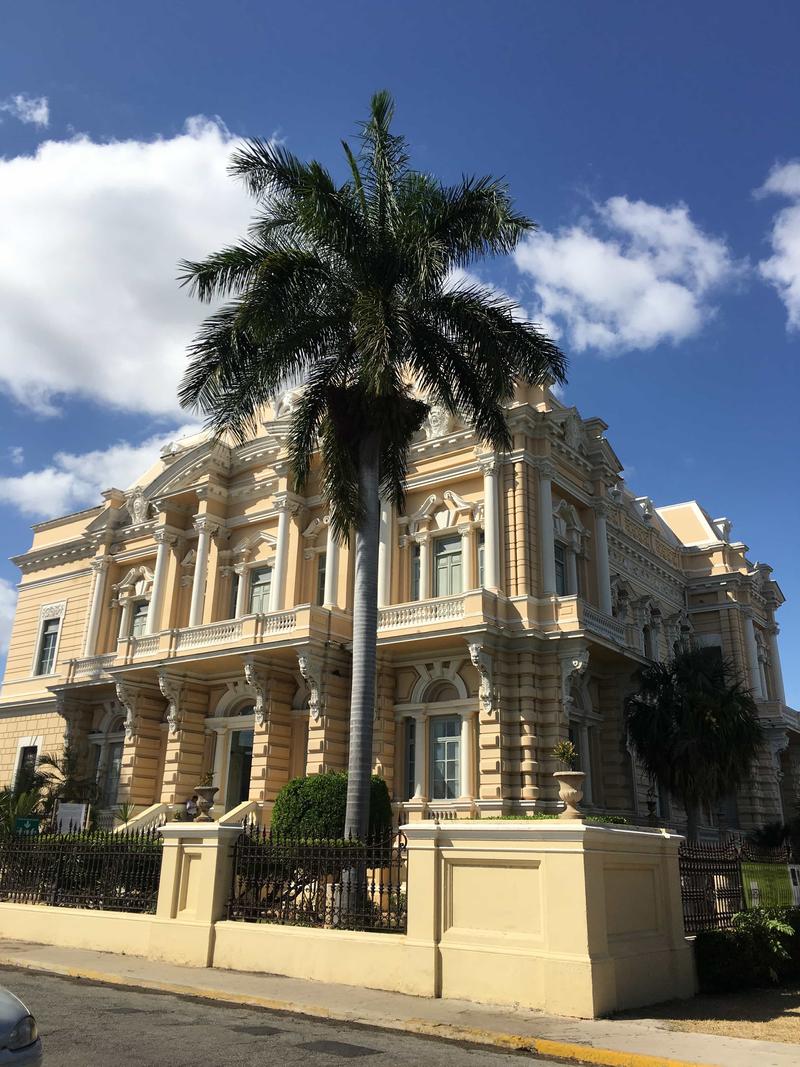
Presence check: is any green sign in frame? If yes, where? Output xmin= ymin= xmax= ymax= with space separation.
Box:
xmin=14 ymin=816 xmax=41 ymax=835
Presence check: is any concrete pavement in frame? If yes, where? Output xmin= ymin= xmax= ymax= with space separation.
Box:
xmin=0 ymin=939 xmax=796 ymax=1067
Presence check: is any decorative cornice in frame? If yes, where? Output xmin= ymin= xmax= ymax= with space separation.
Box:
xmin=243 ymin=657 xmax=270 ymax=727
xmin=158 ymin=670 xmax=184 ymax=735
xmin=297 ymin=651 xmax=324 ymax=721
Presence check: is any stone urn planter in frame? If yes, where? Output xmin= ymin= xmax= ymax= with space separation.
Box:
xmin=194 ymin=784 xmax=219 ymax=822
xmin=553 ymin=770 xmax=585 ymax=820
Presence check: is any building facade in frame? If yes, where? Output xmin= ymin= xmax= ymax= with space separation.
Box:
xmin=1 ymin=383 xmax=797 ymax=834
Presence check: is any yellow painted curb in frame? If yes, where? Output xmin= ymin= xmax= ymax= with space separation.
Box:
xmin=0 ymin=954 xmax=712 ymax=1067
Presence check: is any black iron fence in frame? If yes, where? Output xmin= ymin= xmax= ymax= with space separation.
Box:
xmin=227 ymin=829 xmax=407 ymax=933
xmin=0 ymin=828 xmax=163 ymax=913
xmin=679 ymin=839 xmax=796 ymax=933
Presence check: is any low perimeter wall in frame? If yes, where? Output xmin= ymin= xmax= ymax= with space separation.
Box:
xmin=0 ymin=821 xmax=695 ymax=1018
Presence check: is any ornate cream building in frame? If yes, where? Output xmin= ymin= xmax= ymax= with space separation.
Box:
xmin=1 ymin=383 xmax=797 ymax=834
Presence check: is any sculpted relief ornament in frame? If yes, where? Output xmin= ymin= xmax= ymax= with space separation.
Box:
xmin=297 ymin=652 xmax=324 ymax=722
xmin=467 ymin=642 xmax=496 ymax=716
xmin=115 ymin=681 xmax=139 ymax=742
xmin=126 ymin=487 xmax=151 ymax=525
xmin=559 ymin=648 xmax=590 ymax=720
xmin=243 ymin=658 xmax=270 ymax=727
xmin=158 ymin=671 xmax=184 ymax=736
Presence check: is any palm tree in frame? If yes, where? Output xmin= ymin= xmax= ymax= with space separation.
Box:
xmin=625 ymin=645 xmax=763 ymax=841
xmin=179 ymin=91 xmax=566 ymax=839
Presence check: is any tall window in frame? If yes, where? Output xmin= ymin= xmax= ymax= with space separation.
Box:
xmin=36 ymin=618 xmax=60 ymax=675
xmin=316 ymin=553 xmax=327 ymax=606
xmin=102 ymin=742 xmax=124 ymax=807
xmin=410 ymin=544 xmax=420 ymax=600
xmin=554 ymin=543 xmax=567 ymax=596
xmin=477 ymin=531 xmax=485 ymax=587
xmin=131 ymin=601 xmax=149 ymax=638
xmin=249 ymin=566 xmax=272 ymax=613
xmin=434 ymin=535 xmax=462 ymax=597
xmin=229 ymin=572 xmax=240 ymax=619
xmin=405 ymin=718 xmax=416 ymax=800
xmin=430 ymin=717 xmax=460 ymax=800
xmin=15 ymin=745 xmax=38 ymax=793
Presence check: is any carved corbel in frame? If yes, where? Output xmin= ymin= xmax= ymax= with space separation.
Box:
xmin=243 ymin=657 xmax=270 ymax=727
xmin=158 ymin=670 xmax=184 ymax=736
xmin=467 ymin=641 xmax=496 ymax=717
xmin=559 ymin=647 xmax=590 ymax=720
xmin=297 ymin=652 xmax=324 ymax=722
xmin=115 ymin=681 xmax=140 ymax=742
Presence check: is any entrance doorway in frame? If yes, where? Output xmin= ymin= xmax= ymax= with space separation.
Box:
xmin=226 ymin=728 xmax=254 ymax=807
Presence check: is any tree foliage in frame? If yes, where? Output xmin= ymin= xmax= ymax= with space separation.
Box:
xmin=625 ymin=645 xmax=763 ymax=839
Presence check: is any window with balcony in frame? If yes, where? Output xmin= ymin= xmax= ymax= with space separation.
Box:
xmin=130 ymin=601 xmax=149 ymax=638
xmin=249 ymin=566 xmax=272 ymax=613
xmin=35 ymin=618 xmax=61 ymax=676
xmin=229 ymin=572 xmax=240 ymax=619
xmin=434 ymin=535 xmax=462 ymax=597
xmin=430 ymin=716 xmax=460 ymax=800
xmin=554 ymin=542 xmax=568 ymax=596
xmin=477 ymin=531 xmax=485 ymax=587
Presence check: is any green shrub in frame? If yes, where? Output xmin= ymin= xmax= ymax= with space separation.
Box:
xmin=271 ymin=772 xmax=393 ymax=840
xmin=693 ymin=906 xmax=800 ymax=992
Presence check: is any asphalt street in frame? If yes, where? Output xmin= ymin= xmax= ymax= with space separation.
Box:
xmin=0 ymin=966 xmax=566 ymax=1066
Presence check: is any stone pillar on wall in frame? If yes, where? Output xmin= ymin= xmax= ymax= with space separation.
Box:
xmin=479 ymin=456 xmax=501 ymax=592
xmin=537 ymin=460 xmax=557 ymax=596
xmin=189 ymin=518 xmax=216 ymax=627
xmin=743 ymin=612 xmax=764 ymax=699
xmin=271 ymin=495 xmax=301 ymax=612
xmin=593 ymin=502 xmax=613 ymax=616
xmin=371 ymin=658 xmax=397 ymax=797
xmin=158 ymin=673 xmax=208 ymax=807
xmin=115 ymin=681 xmax=165 ymax=808
xmin=304 ymin=648 xmax=350 ymax=776
xmin=323 ymin=519 xmax=340 ymax=609
xmin=242 ymin=662 xmax=295 ymax=813
xmin=83 ymin=557 xmax=111 ymax=657
xmin=377 ymin=499 xmax=392 ymax=608
xmin=767 ymin=624 xmax=787 ymax=704
xmin=147 ymin=528 xmax=176 ymax=635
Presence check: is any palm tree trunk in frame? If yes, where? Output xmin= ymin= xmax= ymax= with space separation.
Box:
xmin=343 ymin=433 xmax=381 ymax=842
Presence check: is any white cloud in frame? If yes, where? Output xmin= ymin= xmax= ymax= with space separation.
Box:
xmin=0 ymin=93 xmax=49 ymax=127
xmin=756 ymin=161 xmax=800 ymax=330
xmin=7 ymin=446 xmax=24 ymax=467
xmin=0 ymin=423 xmax=201 ymax=519
xmin=0 ymin=117 xmax=255 ymax=416
xmin=514 ymin=197 xmax=739 ymax=354
xmin=0 ymin=578 xmax=16 ymax=658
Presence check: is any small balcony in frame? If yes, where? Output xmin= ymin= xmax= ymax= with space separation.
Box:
xmin=549 ymin=595 xmax=627 ymax=646
xmin=378 ymin=589 xmax=498 ymax=643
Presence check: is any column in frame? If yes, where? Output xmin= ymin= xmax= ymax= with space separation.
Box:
xmin=480 ymin=457 xmax=500 ymax=591
xmin=270 ymin=497 xmax=293 ymax=612
xmin=566 ymin=546 xmax=579 ymax=596
xmin=377 ymin=498 xmax=392 ymax=607
xmin=412 ymin=712 xmax=427 ymax=799
xmin=459 ymin=524 xmax=473 ymax=591
xmin=538 ymin=459 xmax=557 ymax=595
xmin=323 ymin=520 xmax=339 ymax=608
xmin=117 ymin=599 xmax=133 ymax=641
xmin=768 ymin=625 xmax=787 ymax=704
xmin=459 ymin=710 xmax=476 ymax=799
xmin=83 ymin=557 xmax=109 ymax=657
xmin=417 ymin=535 xmax=431 ymax=600
xmin=211 ymin=726 xmax=228 ymax=795
xmin=743 ymin=613 xmax=764 ymax=699
xmin=577 ymin=722 xmax=592 ymax=804
xmin=146 ymin=528 xmax=174 ymax=635
xmin=189 ymin=518 xmax=215 ymax=627
xmin=594 ymin=502 xmax=613 ymax=615
xmin=234 ymin=565 xmax=249 ymax=617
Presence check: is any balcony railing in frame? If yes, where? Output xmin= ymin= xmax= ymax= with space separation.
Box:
xmin=173 ymin=620 xmax=243 ymax=652
xmin=66 ymin=653 xmax=117 ymax=683
xmin=378 ymin=594 xmax=465 ymax=631
xmin=579 ymin=602 xmax=626 ymax=644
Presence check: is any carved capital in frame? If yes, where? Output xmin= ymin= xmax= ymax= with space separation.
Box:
xmin=193 ymin=515 xmax=221 ymax=536
xmin=90 ymin=556 xmax=111 ymax=574
xmin=535 ymin=458 xmax=557 ymax=481
xmin=153 ymin=527 xmax=177 ymax=547
xmin=477 ymin=455 xmax=499 ymax=477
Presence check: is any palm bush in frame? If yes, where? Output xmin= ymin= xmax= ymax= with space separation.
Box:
xmin=625 ymin=645 xmax=763 ymax=840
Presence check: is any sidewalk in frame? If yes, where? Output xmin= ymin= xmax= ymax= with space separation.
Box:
xmin=0 ymin=939 xmax=796 ymax=1067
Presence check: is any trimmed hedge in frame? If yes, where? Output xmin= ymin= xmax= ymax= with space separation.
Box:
xmin=694 ymin=907 xmax=800 ymax=992
xmin=271 ymin=772 xmax=393 ymax=840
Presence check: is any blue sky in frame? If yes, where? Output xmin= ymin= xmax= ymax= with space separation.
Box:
xmin=0 ymin=1 xmax=798 ymax=701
